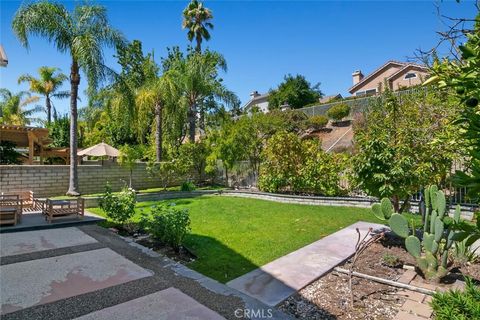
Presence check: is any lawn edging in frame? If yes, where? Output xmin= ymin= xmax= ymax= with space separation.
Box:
xmin=82 ymin=189 xmax=474 ymax=219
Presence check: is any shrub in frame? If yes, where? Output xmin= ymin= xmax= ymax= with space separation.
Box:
xmin=258 ymin=132 xmax=342 ymax=195
xmin=140 ymin=204 xmax=191 ymax=251
xmin=308 ymin=115 xmax=328 ymax=129
xmin=99 ymin=184 xmax=136 ymax=224
xmin=181 ymin=181 xmax=196 ymax=191
xmin=430 ymin=277 xmax=480 ymax=320
xmin=326 ymin=103 xmax=350 ymax=121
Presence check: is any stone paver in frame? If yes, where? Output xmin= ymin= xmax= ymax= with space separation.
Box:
xmin=394 ymin=310 xmax=427 ymax=320
xmin=75 ymin=287 xmax=225 ymax=320
xmin=0 ymin=227 xmax=97 ymax=257
xmin=398 ymin=269 xmax=417 ymax=284
xmin=401 ymin=300 xmax=433 ymax=318
xmin=227 ymin=221 xmax=387 ymax=306
xmin=0 ymin=248 xmax=152 ymax=315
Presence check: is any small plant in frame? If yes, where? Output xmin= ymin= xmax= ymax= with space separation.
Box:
xmin=140 ymin=204 xmax=191 ymax=251
xmin=99 ymin=183 xmax=137 ymax=224
xmin=430 ymin=277 xmax=480 ymax=320
xmin=453 ymin=238 xmax=479 ymax=265
xmin=181 ymin=181 xmax=196 ymax=191
xmin=372 ymin=185 xmax=461 ymax=281
xmin=308 ymin=115 xmax=329 ymax=129
xmin=326 ymin=103 xmax=350 ymax=121
xmin=382 ymin=252 xmax=401 ymax=268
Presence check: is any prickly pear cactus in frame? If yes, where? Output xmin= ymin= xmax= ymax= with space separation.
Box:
xmin=370 ymin=186 xmax=461 ymax=282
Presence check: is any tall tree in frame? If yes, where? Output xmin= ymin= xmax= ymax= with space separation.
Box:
xmin=268 ymin=74 xmax=323 ymax=109
xmin=168 ymin=50 xmax=238 ymax=142
xmin=136 ymin=73 xmax=178 ymax=161
xmin=182 ymin=0 xmax=213 ymax=52
xmin=0 ymin=89 xmax=41 ymax=126
xmin=18 ymin=66 xmax=68 ymax=124
xmin=13 ymin=1 xmax=124 ymax=195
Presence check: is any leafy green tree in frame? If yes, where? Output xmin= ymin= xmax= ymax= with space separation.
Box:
xmin=18 ymin=66 xmax=68 ymax=124
xmin=13 ymin=1 xmax=125 ymax=195
xmin=136 ymin=73 xmax=179 ymax=161
xmin=0 ymin=89 xmax=41 ymax=125
xmin=426 ymin=14 xmax=480 ymax=202
xmin=182 ymin=0 xmax=213 ymax=52
xmin=352 ymin=88 xmax=462 ymax=211
xmin=168 ymin=50 xmax=239 ymax=142
xmin=268 ymin=74 xmax=323 ymax=109
xmin=119 ymin=144 xmax=144 ymax=188
xmin=0 ymin=141 xmax=22 ymax=164
xmin=47 ymin=114 xmax=70 ymax=147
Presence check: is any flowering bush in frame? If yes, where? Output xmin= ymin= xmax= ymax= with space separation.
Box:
xmin=99 ymin=183 xmax=137 ymax=224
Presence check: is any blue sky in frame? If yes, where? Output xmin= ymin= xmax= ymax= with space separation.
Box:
xmin=0 ymin=0 xmax=476 ymax=118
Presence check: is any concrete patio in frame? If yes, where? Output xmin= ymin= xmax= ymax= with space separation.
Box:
xmin=0 ymin=211 xmax=103 ymax=233
xmin=0 ymin=225 xmax=290 ymax=320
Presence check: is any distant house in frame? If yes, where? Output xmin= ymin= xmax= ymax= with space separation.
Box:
xmin=348 ymin=61 xmax=429 ymax=96
xmin=0 ymin=45 xmax=8 ymax=67
xmin=242 ymin=91 xmax=270 ymax=113
xmin=319 ymin=94 xmax=342 ymax=104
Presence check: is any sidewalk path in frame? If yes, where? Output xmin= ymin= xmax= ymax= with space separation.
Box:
xmin=227 ymin=221 xmax=387 ymax=306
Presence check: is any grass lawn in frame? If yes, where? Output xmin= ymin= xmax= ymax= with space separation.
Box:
xmin=89 ymin=195 xmax=421 ymax=283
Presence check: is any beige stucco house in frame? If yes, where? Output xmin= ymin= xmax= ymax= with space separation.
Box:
xmin=348 ymin=61 xmax=429 ymax=96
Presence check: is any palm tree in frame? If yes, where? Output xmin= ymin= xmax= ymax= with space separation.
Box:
xmin=0 ymin=89 xmax=42 ymax=126
xmin=18 ymin=66 xmax=69 ymax=124
xmin=168 ymin=51 xmax=238 ymax=142
xmin=136 ymin=74 xmax=178 ymax=161
xmin=182 ymin=0 xmax=213 ymax=52
xmin=13 ymin=1 xmax=125 ymax=195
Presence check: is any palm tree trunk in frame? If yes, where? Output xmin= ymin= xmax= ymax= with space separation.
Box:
xmin=66 ymin=60 xmax=80 ymax=196
xmin=46 ymin=95 xmax=52 ymax=124
xmin=155 ymin=102 xmax=162 ymax=162
xmin=196 ymin=34 xmax=202 ymax=52
xmin=188 ymin=102 xmax=197 ymax=142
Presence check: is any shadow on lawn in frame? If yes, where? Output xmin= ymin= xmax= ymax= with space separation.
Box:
xmin=185 ymin=234 xmax=338 ymax=318
xmin=185 ymin=234 xmax=260 ymax=283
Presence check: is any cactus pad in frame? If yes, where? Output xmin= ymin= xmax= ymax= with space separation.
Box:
xmin=453 ymin=205 xmax=461 ymax=223
xmin=422 ymin=233 xmax=435 ymax=253
xmin=380 ymin=198 xmax=394 ymax=219
xmin=389 ymin=213 xmax=409 ymax=238
xmin=436 ymin=191 xmax=446 ymax=218
xmin=434 ymin=216 xmax=444 ymax=242
xmin=406 ymin=235 xmax=421 ymax=258
xmin=372 ymin=203 xmax=385 ymax=220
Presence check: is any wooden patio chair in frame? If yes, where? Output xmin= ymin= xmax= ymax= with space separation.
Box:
xmin=13 ymin=190 xmax=44 ymax=213
xmin=0 ymin=194 xmax=22 ymax=226
xmin=45 ymin=198 xmax=85 ymax=223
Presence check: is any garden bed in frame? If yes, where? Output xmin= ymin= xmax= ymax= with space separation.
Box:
xmin=279 ymin=232 xmax=480 ymax=319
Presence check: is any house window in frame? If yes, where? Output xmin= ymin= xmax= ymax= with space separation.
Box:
xmin=404 ymin=72 xmax=417 ymax=80
xmin=356 ymin=89 xmax=376 ymax=97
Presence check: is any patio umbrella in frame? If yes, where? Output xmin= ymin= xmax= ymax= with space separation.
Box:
xmin=78 ymin=142 xmax=120 ymax=157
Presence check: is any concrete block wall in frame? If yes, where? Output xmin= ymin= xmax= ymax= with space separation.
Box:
xmin=0 ymin=163 xmax=166 ymax=197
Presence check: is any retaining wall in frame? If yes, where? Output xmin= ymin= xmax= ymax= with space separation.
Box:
xmin=0 ymin=163 xmax=167 ymax=197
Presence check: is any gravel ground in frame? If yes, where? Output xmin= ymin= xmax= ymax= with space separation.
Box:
xmin=2 ymin=225 xmax=286 ymax=320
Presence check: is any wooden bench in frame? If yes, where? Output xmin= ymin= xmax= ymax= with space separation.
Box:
xmin=45 ymin=198 xmax=85 ymax=223
xmin=0 ymin=195 xmax=22 ymax=226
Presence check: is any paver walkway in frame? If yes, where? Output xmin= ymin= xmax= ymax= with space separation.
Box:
xmin=1 ymin=225 xmax=290 ymax=320
xmin=227 ymin=221 xmax=387 ymax=306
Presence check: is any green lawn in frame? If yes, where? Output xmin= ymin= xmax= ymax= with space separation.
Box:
xmin=90 ymin=195 xmax=420 ymax=283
